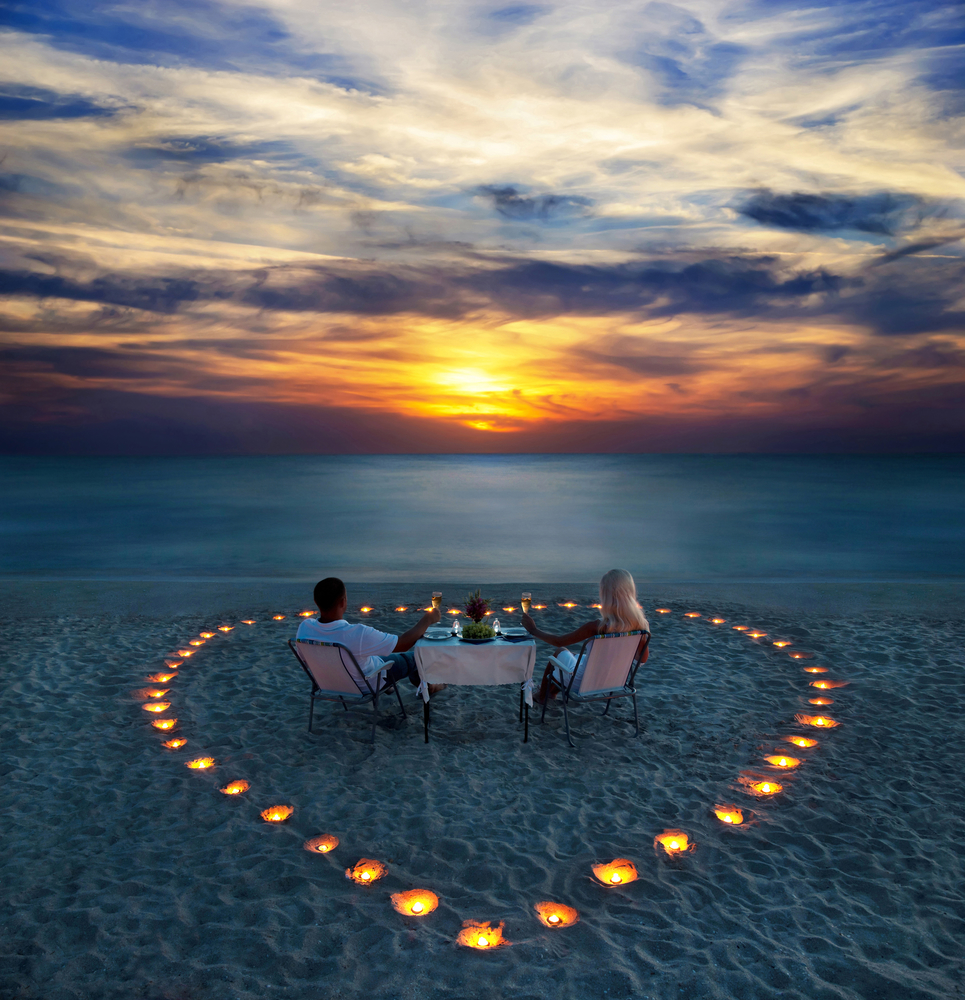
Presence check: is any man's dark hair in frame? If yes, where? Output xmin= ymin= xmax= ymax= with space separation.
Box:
xmin=313 ymin=577 xmax=346 ymax=612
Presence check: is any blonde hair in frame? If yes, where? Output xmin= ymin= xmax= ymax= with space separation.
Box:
xmin=599 ymin=569 xmax=650 ymax=634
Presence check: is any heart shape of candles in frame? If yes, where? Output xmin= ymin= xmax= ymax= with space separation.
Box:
xmin=591 ymin=858 xmax=638 ymax=886
xmin=390 ymin=890 xmax=439 ymax=916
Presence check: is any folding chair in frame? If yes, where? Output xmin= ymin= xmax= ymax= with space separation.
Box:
xmin=539 ymin=630 xmax=649 ymax=747
xmin=288 ymin=638 xmax=406 ymax=742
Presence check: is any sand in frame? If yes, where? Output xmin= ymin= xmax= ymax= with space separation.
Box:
xmin=1 ymin=586 xmax=963 ymax=1000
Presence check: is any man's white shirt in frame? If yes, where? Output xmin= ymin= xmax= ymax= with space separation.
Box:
xmin=295 ymin=617 xmax=397 ymax=676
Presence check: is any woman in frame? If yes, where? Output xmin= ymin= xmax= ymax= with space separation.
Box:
xmin=521 ymin=569 xmax=650 ymax=702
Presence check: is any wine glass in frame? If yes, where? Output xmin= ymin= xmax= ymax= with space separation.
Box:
xmin=431 ymin=591 xmax=442 ymax=611
xmin=521 ymin=592 xmax=532 ymax=613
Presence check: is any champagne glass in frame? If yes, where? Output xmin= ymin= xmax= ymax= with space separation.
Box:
xmin=431 ymin=591 xmax=442 ymax=611
xmin=521 ymin=592 xmax=532 ymax=613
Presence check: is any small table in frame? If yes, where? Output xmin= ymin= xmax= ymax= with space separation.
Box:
xmin=413 ymin=636 xmax=537 ymax=743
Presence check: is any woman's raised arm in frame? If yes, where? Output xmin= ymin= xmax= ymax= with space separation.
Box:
xmin=520 ymin=613 xmax=600 ymax=649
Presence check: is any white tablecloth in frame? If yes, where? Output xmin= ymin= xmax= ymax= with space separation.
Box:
xmin=414 ymin=637 xmax=536 ymax=706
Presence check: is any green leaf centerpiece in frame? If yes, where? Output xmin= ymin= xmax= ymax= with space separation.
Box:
xmin=462 ymin=590 xmax=495 ymax=639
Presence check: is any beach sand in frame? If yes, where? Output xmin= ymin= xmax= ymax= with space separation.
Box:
xmin=1 ymin=585 xmax=963 ymax=1000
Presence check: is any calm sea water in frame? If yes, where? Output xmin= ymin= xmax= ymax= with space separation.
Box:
xmin=1 ymin=455 xmax=963 ymax=584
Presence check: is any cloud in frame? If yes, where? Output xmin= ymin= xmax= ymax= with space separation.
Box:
xmin=475 ymin=185 xmax=593 ymax=222
xmin=738 ymin=189 xmax=940 ymax=236
xmin=0 ymin=83 xmax=119 ymax=120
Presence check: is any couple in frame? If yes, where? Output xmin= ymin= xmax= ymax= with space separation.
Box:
xmin=296 ymin=569 xmax=649 ymax=698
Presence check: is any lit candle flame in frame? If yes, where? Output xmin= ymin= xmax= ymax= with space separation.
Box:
xmin=784 ymin=735 xmax=818 ymax=747
xmin=241 ymin=620 xmax=256 ymax=624
xmin=732 ymin=625 xmax=749 ymax=630
xmin=502 ymin=606 xmax=517 ymax=612
xmin=395 ymin=606 xmax=408 ymax=612
xmin=810 ymin=679 xmax=848 ymax=689
xmin=448 ymin=608 xmax=462 ymax=614
xmin=655 ymin=608 xmax=672 ymax=613
xmin=796 ymin=713 xmax=839 ymax=728
xmin=199 ymin=632 xmax=215 ymax=638
xmin=559 ymin=602 xmax=578 ymax=608
xmin=457 ymin=920 xmax=507 ymax=949
xmin=220 ymin=780 xmax=249 ymax=794
xmin=747 ymin=632 xmax=767 ymax=638
xmin=654 ymin=829 xmax=694 ymax=855
xmin=390 ymin=889 xmax=439 ymax=916
xmin=218 ymin=626 xmax=233 ymax=631
xmin=152 ymin=718 xmax=177 ymax=730
xmin=533 ymin=604 xmax=546 ymax=609
xmin=272 ymin=615 xmax=286 ymax=620
xmin=164 ymin=659 xmax=183 ymax=667
xmin=261 ymin=805 xmax=294 ymax=822
xmin=684 ymin=612 xmax=701 ymax=618
xmin=176 ymin=650 xmax=194 ymax=657
xmin=809 ymin=697 xmax=834 ymax=705
xmin=764 ymin=755 xmax=801 ymax=769
xmin=359 ymin=607 xmax=372 ymax=613
xmin=788 ymin=651 xmax=815 ymax=659
xmin=710 ymin=618 xmax=726 ymax=624
xmin=535 ymin=902 xmax=579 ymax=928
xmin=772 ymin=641 xmax=792 ymax=647
xmin=189 ymin=640 xmax=205 ymax=646
xmin=146 ymin=673 xmax=176 ymax=683
xmin=739 ymin=773 xmax=784 ymax=796
xmin=162 ymin=738 xmax=187 ymax=749
xmin=186 ymin=757 xmax=214 ymax=769
xmin=143 ymin=702 xmax=171 ymax=713
xmin=591 ymin=858 xmax=638 ymax=886
xmin=803 ymin=666 xmax=828 ymax=673
xmin=346 ymin=858 xmax=387 ymax=883
xmin=299 ymin=611 xmax=314 ymax=617
xmin=590 ymin=603 xmax=602 ymax=609
xmin=713 ymin=804 xmax=744 ymax=824
xmin=303 ymin=834 xmax=339 ymax=854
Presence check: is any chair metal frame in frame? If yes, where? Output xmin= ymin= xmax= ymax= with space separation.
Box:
xmin=288 ymin=638 xmax=406 ymax=743
xmin=539 ymin=630 xmax=649 ymax=747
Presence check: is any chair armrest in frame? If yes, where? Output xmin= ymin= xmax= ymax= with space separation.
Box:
xmin=547 ymin=654 xmax=574 ymax=675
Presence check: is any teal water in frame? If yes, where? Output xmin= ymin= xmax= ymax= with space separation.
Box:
xmin=1 ymin=455 xmax=963 ymax=584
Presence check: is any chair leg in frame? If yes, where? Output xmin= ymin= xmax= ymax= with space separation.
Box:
xmin=523 ymin=701 xmax=529 ymax=743
xmin=602 ymin=699 xmax=611 ymax=716
xmin=371 ymin=691 xmax=379 ymax=743
xmin=632 ymin=693 xmax=640 ymax=738
xmin=423 ymin=700 xmax=430 ymax=743
xmin=540 ymin=691 xmax=549 ymax=725
xmin=519 ymin=688 xmax=523 ymax=723
xmin=394 ymin=683 xmax=407 ymax=717
xmin=561 ymin=698 xmax=576 ymax=748
xmin=308 ymin=691 xmax=315 ymax=733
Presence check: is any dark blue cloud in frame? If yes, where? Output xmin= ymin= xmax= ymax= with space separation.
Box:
xmin=0 ymin=270 xmax=199 ymax=313
xmin=475 ymin=185 xmax=593 ymax=222
xmin=0 ymin=83 xmax=117 ymax=120
xmin=738 ymin=189 xmax=941 ymax=236
xmin=0 ymin=0 xmax=386 ymax=93
xmin=125 ymin=135 xmax=298 ymax=167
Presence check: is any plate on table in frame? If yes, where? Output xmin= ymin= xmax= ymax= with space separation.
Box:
xmin=459 ymin=637 xmax=495 ymax=644
xmin=501 ymin=628 xmax=528 ymax=637
xmin=424 ymin=629 xmax=452 ymax=641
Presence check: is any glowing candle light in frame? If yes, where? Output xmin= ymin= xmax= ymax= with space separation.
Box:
xmin=303 ymin=834 xmax=339 ymax=854
xmin=654 ymin=829 xmax=694 ymax=856
xmin=457 ymin=920 xmax=507 ymax=949
xmin=772 ymin=641 xmax=792 ymax=647
xmin=796 ymin=713 xmax=839 ymax=728
xmin=298 ymin=611 xmax=314 ymax=617
xmin=732 ymin=625 xmax=749 ymax=631
xmin=164 ymin=659 xmax=183 ymax=668
xmin=591 ymin=858 xmax=638 ymax=886
xmin=185 ymin=757 xmax=214 ymax=769
xmin=559 ymin=602 xmax=578 ymax=608
xmin=784 ymin=735 xmax=818 ymax=747
xmin=810 ymin=679 xmax=849 ymax=689
xmin=803 ymin=666 xmax=828 ymax=674
xmin=590 ymin=603 xmax=602 ymax=609
xmin=176 ymin=650 xmax=194 ymax=657
xmin=220 ymin=780 xmax=249 ymax=794
xmin=655 ymin=608 xmax=672 ymax=613
xmin=199 ymin=632 xmax=215 ymax=639
xmin=345 ymin=859 xmax=387 ymax=884
xmin=261 ymin=805 xmax=294 ymax=823
xmin=146 ymin=673 xmax=176 ymax=683
xmin=395 ymin=606 xmax=408 ymax=612
xmin=189 ymin=640 xmax=205 ymax=646
xmin=739 ymin=773 xmax=783 ymax=796
xmin=502 ymin=606 xmax=517 ymax=612
xmin=534 ymin=902 xmax=579 ymax=928
xmin=809 ymin=697 xmax=834 ymax=706
xmin=747 ymin=631 xmax=767 ymax=638
xmin=710 ymin=618 xmax=726 ymax=624
xmin=152 ymin=718 xmax=177 ymax=730
xmin=162 ymin=738 xmax=187 ymax=749
xmin=143 ymin=702 xmax=171 ymax=713
xmin=684 ymin=612 xmax=701 ymax=618
xmin=764 ymin=755 xmax=801 ymax=769
xmin=448 ymin=608 xmax=462 ymax=615
xmin=218 ymin=626 xmax=234 ymax=632
xmin=273 ymin=615 xmax=286 ymax=620
xmin=390 ymin=890 xmax=439 ymax=916
xmin=359 ymin=607 xmax=373 ymax=613
xmin=533 ymin=604 xmax=546 ymax=610
xmin=145 ymin=689 xmax=169 ymax=698
xmin=241 ymin=620 xmax=256 ymax=625
xmin=713 ymin=804 xmax=744 ymax=825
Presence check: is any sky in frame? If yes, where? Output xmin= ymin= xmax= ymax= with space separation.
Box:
xmin=1 ymin=0 xmax=963 ymax=454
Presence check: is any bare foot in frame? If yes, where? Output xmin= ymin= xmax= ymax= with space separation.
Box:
xmin=427 ymin=684 xmax=447 ymax=696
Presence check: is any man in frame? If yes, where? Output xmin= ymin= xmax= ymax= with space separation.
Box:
xmin=296 ymin=577 xmax=444 ymax=694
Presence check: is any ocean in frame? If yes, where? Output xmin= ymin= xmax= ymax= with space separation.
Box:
xmin=2 ymin=455 xmax=963 ymax=601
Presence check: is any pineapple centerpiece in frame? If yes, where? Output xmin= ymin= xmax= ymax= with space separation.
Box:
xmin=461 ymin=590 xmax=496 ymax=640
